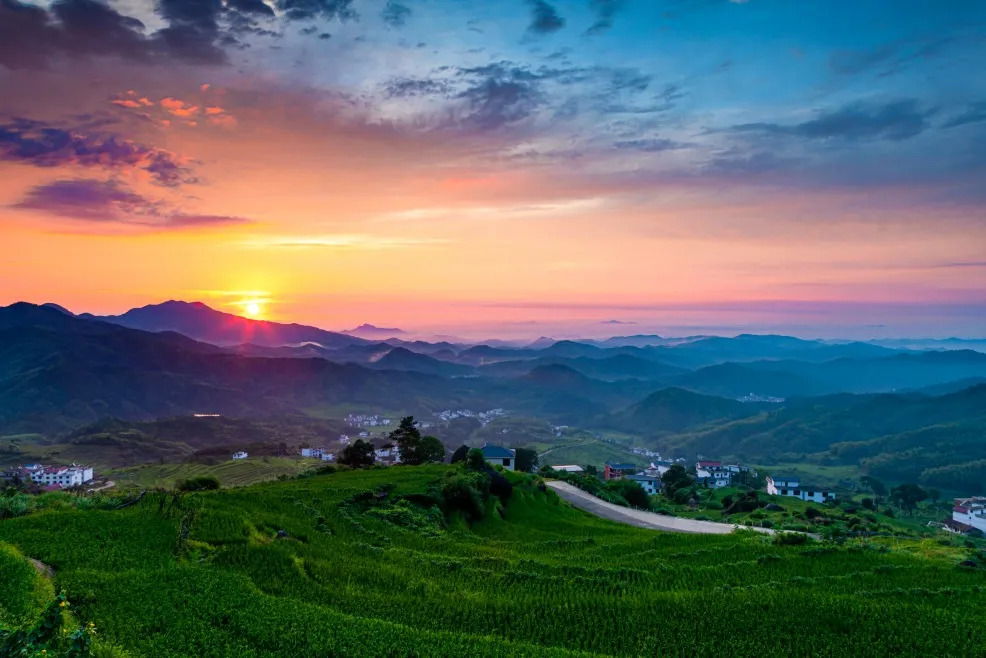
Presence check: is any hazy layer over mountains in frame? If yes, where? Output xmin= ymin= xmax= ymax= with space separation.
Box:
xmin=3 ymin=300 xmax=985 ymax=491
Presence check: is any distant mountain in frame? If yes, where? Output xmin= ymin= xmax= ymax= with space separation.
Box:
xmin=670 ymin=362 xmax=827 ymax=398
xmin=344 ymin=323 xmax=406 ymax=338
xmin=368 ymin=347 xmax=474 ymax=377
xmin=83 ymin=300 xmax=367 ymax=349
xmin=41 ymin=302 xmax=73 ymax=315
xmin=481 ymin=354 xmax=685 ymax=381
xmin=524 ymin=336 xmax=557 ymax=349
xmin=609 ymin=387 xmax=761 ymax=434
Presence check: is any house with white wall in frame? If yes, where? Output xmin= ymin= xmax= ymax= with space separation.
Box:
xmin=625 ymin=474 xmax=661 ymax=495
xmin=953 ymin=498 xmax=986 ymax=533
xmin=766 ymin=475 xmax=833 ymax=503
xmin=300 ymin=447 xmax=323 ymax=458
xmin=232 ymin=451 xmax=248 ymax=460
xmin=27 ymin=464 xmax=94 ymax=488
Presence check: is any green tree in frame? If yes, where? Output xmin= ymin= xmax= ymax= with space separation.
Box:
xmin=661 ymin=464 xmax=693 ymax=500
xmin=418 ymin=436 xmax=446 ymax=463
xmin=514 ymin=447 xmax=539 ymax=473
xmin=450 ymin=444 xmax=470 ymax=464
xmin=390 ymin=416 xmax=424 ymax=465
xmin=583 ymin=464 xmax=599 ymax=477
xmin=339 ymin=439 xmax=375 ymax=468
xmin=926 ymin=487 xmax=941 ymax=505
xmin=861 ymin=476 xmax=887 ymax=497
xmin=466 ymin=448 xmax=486 ymax=471
xmin=606 ymin=480 xmax=650 ymax=509
xmin=889 ymin=483 xmax=927 ymax=516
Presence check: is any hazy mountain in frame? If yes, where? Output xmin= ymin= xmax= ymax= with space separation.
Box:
xmin=344 ymin=323 xmax=407 ymax=338
xmin=609 ymin=387 xmax=762 ymax=434
xmin=368 ymin=347 xmax=475 ymax=377
xmin=84 ymin=300 xmax=367 ymax=349
xmin=481 ymin=354 xmax=686 ymax=381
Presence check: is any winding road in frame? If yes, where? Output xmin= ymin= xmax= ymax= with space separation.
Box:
xmin=546 ymin=481 xmax=775 ymax=535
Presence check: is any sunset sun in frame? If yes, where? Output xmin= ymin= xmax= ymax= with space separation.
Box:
xmin=245 ymin=301 xmax=261 ymax=318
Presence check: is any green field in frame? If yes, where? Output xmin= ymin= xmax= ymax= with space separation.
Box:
xmin=1 ymin=465 xmax=985 ymax=657
xmin=109 ymin=457 xmax=323 ymax=489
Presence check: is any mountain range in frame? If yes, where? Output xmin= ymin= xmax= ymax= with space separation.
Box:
xmin=3 ymin=299 xmax=986 ymax=490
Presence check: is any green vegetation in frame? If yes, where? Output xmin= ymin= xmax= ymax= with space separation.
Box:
xmin=1 ymin=465 xmax=985 ymax=656
xmin=109 ymin=457 xmax=321 ymax=490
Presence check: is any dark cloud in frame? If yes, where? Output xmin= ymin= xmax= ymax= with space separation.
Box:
xmin=383 ymin=78 xmax=451 ymax=99
xmin=276 ymin=0 xmax=357 ymax=22
xmin=0 ymin=117 xmax=194 ymax=186
xmin=526 ymin=0 xmax=565 ymax=35
xmin=14 ymin=178 xmax=250 ymax=229
xmin=382 ymin=1 xmax=410 ymax=28
xmin=0 ymin=0 xmax=244 ymax=69
xmin=731 ymin=99 xmax=934 ymax=142
xmin=942 ymin=101 xmax=986 ymax=129
xmin=705 ymin=150 xmax=797 ymax=177
xmin=613 ymin=138 xmax=684 ymax=152
xmin=586 ymin=0 xmax=623 ymax=35
xmin=226 ymin=0 xmax=276 ymax=17
xmin=829 ymin=35 xmax=959 ymax=78
xmin=457 ymin=77 xmax=543 ymax=130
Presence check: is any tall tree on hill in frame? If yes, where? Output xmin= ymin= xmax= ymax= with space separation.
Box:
xmin=514 ymin=447 xmax=539 ymax=473
xmin=661 ymin=464 xmax=693 ymax=500
xmin=390 ymin=416 xmax=424 ymax=465
xmin=339 ymin=439 xmax=375 ymax=468
xmin=450 ymin=444 xmax=470 ymax=463
xmin=418 ymin=436 xmax=447 ymax=463
xmin=890 ymin=483 xmax=928 ymax=516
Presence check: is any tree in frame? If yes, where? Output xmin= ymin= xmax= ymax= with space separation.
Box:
xmin=606 ymin=480 xmax=650 ymax=509
xmin=514 ymin=447 xmax=539 ymax=473
xmin=390 ymin=416 xmax=424 ymax=465
xmin=661 ymin=464 xmax=693 ymax=500
xmin=890 ymin=483 xmax=928 ymax=516
xmin=466 ymin=448 xmax=486 ymax=471
xmin=339 ymin=439 xmax=375 ymax=468
xmin=861 ymin=476 xmax=887 ymax=497
xmin=926 ymin=487 xmax=941 ymax=505
xmin=418 ymin=436 xmax=446 ymax=463
xmin=583 ymin=464 xmax=599 ymax=477
xmin=450 ymin=444 xmax=470 ymax=464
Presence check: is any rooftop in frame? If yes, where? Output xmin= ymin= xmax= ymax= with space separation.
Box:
xmin=480 ymin=443 xmax=515 ymax=459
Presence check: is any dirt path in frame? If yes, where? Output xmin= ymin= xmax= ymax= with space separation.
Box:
xmin=87 ymin=480 xmax=115 ymax=492
xmin=546 ymin=481 xmax=775 ymax=535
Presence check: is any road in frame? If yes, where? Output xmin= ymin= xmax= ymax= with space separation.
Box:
xmin=546 ymin=481 xmax=774 ymax=535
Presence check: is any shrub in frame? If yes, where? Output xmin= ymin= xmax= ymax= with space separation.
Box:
xmin=773 ymin=532 xmax=810 ymax=546
xmin=178 ymin=476 xmax=220 ymax=492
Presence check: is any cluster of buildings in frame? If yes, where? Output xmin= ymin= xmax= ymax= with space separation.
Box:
xmin=1 ymin=463 xmax=95 ymax=490
xmin=345 ymin=414 xmax=393 ymax=428
xmin=435 ymin=409 xmax=507 ymax=426
xmin=599 ymin=459 xmax=759 ymax=497
xmin=946 ymin=497 xmax=986 ymax=535
xmin=299 ymin=447 xmax=336 ymax=462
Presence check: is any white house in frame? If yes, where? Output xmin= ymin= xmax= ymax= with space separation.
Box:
xmin=626 ymin=474 xmax=661 ymax=495
xmin=300 ymin=447 xmax=323 ymax=458
xmin=321 ymin=452 xmax=335 ymax=462
xmin=766 ymin=475 xmax=833 ymax=503
xmin=28 ymin=465 xmax=94 ymax=488
xmin=551 ymin=464 xmax=583 ymax=473
xmin=696 ymin=466 xmax=731 ymax=488
xmin=232 ymin=451 xmax=248 ymax=460
xmin=374 ymin=446 xmax=401 ymax=464
xmin=480 ymin=443 xmax=516 ymax=471
xmin=953 ymin=497 xmax=986 ymax=533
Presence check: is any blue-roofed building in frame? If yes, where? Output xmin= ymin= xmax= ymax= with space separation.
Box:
xmin=480 ymin=443 xmax=516 ymax=471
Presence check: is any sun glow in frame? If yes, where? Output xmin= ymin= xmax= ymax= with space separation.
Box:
xmin=245 ymin=301 xmax=262 ymax=317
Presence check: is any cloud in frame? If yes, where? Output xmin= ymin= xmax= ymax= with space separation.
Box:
xmin=456 ymin=77 xmax=543 ymax=130
xmin=0 ymin=117 xmax=195 ymax=186
xmin=226 ymin=0 xmax=276 ymax=18
xmin=13 ymin=178 xmax=249 ymax=229
xmin=161 ymin=97 xmax=201 ymax=117
xmin=731 ymin=99 xmax=934 ymax=142
xmin=383 ymin=78 xmax=451 ymax=99
xmin=586 ymin=0 xmax=623 ymax=35
xmin=381 ymin=1 xmax=410 ymax=28
xmin=599 ymin=319 xmax=636 ymax=324
xmin=276 ymin=0 xmax=357 ymax=22
xmin=0 ymin=0 xmax=251 ymax=69
xmin=526 ymin=0 xmax=565 ymax=35
xmin=241 ymin=234 xmax=449 ymax=249
xmin=613 ymin=138 xmax=684 ymax=152
xmin=942 ymin=101 xmax=986 ymax=129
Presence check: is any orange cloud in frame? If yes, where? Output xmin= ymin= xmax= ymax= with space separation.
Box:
xmin=205 ymin=106 xmax=225 ymax=115
xmin=161 ymin=97 xmax=199 ymax=118
xmin=112 ymin=99 xmax=142 ymax=109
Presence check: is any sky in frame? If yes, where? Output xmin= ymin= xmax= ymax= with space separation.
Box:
xmin=1 ymin=0 xmax=985 ymax=339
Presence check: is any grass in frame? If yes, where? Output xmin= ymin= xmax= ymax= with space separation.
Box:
xmin=1 ymin=465 xmax=984 ymax=657
xmin=108 ymin=457 xmax=323 ymax=489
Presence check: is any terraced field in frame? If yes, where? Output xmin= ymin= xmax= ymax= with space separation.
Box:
xmin=1 ymin=465 xmax=984 ymax=657
xmin=108 ymin=457 xmax=323 ymax=489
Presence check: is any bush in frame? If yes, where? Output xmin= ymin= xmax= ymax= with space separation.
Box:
xmin=178 ymin=476 xmax=220 ymax=492
xmin=773 ymin=531 xmax=810 ymax=546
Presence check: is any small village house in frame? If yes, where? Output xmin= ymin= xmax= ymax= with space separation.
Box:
xmin=625 ymin=474 xmax=661 ymax=495
xmin=300 ymin=447 xmax=323 ymax=458
xmin=550 ymin=465 xmax=583 ymax=473
xmin=232 ymin=451 xmax=248 ymax=460
xmin=765 ymin=475 xmax=833 ymax=503
xmin=952 ymin=497 xmax=986 ymax=534
xmin=480 ymin=443 xmax=516 ymax=471
xmin=603 ymin=461 xmax=637 ymax=481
